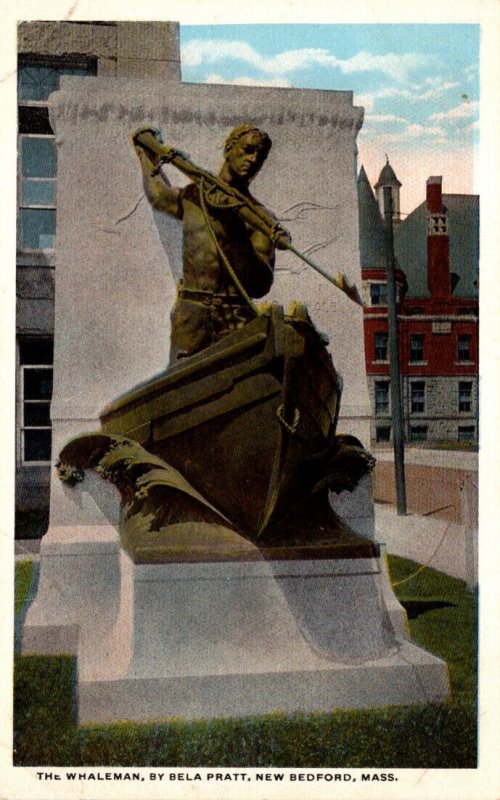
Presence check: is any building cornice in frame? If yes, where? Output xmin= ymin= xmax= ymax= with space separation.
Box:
xmin=48 ymin=78 xmax=364 ymax=136
xmin=398 ymin=314 xmax=478 ymax=322
xmin=364 ymin=312 xmax=478 ymax=322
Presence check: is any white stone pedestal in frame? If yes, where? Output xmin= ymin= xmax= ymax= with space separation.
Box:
xmin=23 ymin=535 xmax=449 ymax=724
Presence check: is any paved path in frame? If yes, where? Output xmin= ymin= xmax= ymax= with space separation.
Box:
xmin=373 ymin=449 xmax=478 ymax=583
xmin=372 ymin=447 xmax=478 ymax=471
xmin=375 ymin=503 xmax=475 ymax=583
xmin=373 ymin=453 xmax=477 ymax=523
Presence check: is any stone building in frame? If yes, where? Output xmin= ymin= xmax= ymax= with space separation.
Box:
xmin=359 ymin=161 xmax=479 ymax=446
xmin=16 ymin=21 xmax=181 ymax=517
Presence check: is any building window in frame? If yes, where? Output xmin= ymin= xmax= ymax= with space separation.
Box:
xmin=375 ymin=380 xmax=390 ymax=414
xmin=410 ymin=334 xmax=425 ymax=363
xmin=459 ymin=381 xmax=473 ymax=413
xmin=18 ymin=60 xmax=97 ymax=103
xmin=457 ymin=334 xmax=472 ymax=362
xmin=427 ymin=215 xmax=448 ymax=235
xmin=410 ymin=425 xmax=428 ymax=443
xmin=18 ymin=58 xmax=97 ymax=251
xmin=19 ymin=135 xmax=57 ymax=249
xmin=19 ymin=63 xmax=67 ymax=103
xmin=458 ymin=426 xmax=475 ymax=442
xmin=374 ymin=332 xmax=388 ymax=361
xmin=408 ymin=306 xmax=424 ymax=315
xmin=410 ymin=381 xmax=425 ymax=413
xmin=19 ymin=339 xmax=53 ymax=465
xmin=376 ymin=425 xmax=391 ymax=443
xmin=370 ymin=283 xmax=388 ymax=306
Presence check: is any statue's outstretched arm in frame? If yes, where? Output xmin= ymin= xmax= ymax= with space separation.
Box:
xmin=131 ymin=127 xmax=183 ymax=219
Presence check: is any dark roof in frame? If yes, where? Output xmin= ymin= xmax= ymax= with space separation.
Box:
xmin=374 ymin=160 xmax=402 ymax=189
xmin=394 ymin=195 xmax=479 ymax=298
xmin=357 ymin=165 xmax=390 ymax=269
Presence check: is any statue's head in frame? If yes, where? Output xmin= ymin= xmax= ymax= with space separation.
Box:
xmin=223 ymin=124 xmax=272 ymax=182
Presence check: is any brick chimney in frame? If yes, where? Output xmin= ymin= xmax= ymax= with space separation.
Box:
xmin=426 ymin=176 xmax=450 ymax=299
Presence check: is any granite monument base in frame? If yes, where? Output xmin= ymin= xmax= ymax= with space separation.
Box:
xmin=22 ymin=522 xmax=449 ymax=724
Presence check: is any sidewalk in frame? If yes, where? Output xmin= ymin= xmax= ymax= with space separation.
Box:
xmin=15 ymin=539 xmax=40 ymax=562
xmin=375 ymin=502 xmax=474 ymax=583
xmin=373 ymin=451 xmax=477 ymax=523
xmin=372 ymin=447 xmax=478 ymax=472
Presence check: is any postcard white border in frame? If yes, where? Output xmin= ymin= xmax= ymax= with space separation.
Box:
xmin=1 ymin=1 xmax=499 ymax=799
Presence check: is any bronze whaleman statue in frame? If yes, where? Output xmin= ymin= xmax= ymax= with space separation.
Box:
xmin=132 ymin=124 xmax=289 ymax=361
xmin=56 ymin=124 xmax=375 ymax=560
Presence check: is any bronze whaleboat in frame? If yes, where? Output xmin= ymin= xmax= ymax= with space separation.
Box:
xmin=99 ymin=303 xmax=353 ymax=541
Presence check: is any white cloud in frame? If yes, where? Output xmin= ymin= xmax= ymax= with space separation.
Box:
xmin=354 ymin=87 xmax=413 ymax=113
xmin=204 ymin=73 xmax=291 ymax=87
xmin=466 ymin=119 xmax=480 ymax=132
xmin=181 ymin=39 xmax=431 ymax=82
xmin=366 ymin=113 xmax=408 ymax=124
xmin=354 ymin=78 xmax=461 ymax=114
xmin=417 ymin=81 xmax=461 ymax=101
xmin=338 ymin=50 xmax=430 ymax=82
xmin=182 ymin=40 xmax=340 ymax=73
xmin=356 ymin=79 xmax=460 ymax=110
xmin=182 ymin=40 xmax=259 ymax=68
xmin=360 ymin=120 xmax=448 ymax=147
xmin=406 ymin=122 xmax=447 ymax=137
xmin=431 ymin=101 xmax=479 ymax=121
xmin=464 ymin=63 xmax=479 ymax=80
xmin=374 ymin=86 xmax=413 ymax=100
xmin=422 ymin=76 xmax=442 ymax=86
xmin=419 ymin=77 xmax=461 ymax=93
xmin=354 ymin=93 xmax=375 ymax=112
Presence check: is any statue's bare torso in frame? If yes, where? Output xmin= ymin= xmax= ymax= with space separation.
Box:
xmin=180 ymin=183 xmax=274 ymax=297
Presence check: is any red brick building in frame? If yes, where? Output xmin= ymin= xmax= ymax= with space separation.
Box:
xmin=358 ymin=162 xmax=479 ymax=445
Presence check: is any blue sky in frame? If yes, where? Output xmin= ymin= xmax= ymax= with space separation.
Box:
xmin=180 ymin=24 xmax=479 ymax=214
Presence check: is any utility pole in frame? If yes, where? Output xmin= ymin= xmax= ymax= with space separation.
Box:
xmin=383 ymin=187 xmax=407 ymax=515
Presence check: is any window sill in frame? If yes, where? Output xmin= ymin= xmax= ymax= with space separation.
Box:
xmin=17 ymin=247 xmax=55 ymax=254
xmin=409 ymin=361 xmax=428 ymax=366
xmin=17 ymin=251 xmax=56 ymax=268
xmin=455 ymin=361 xmax=475 ymax=366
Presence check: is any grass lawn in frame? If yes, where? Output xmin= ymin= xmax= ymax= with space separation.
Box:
xmin=13 ymin=555 xmax=477 ymax=767
xmin=15 ymin=561 xmax=34 ymax=618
